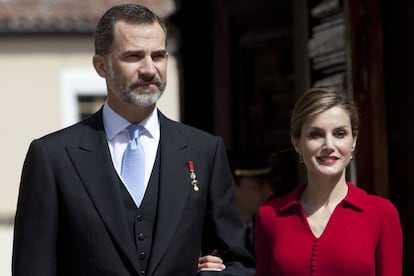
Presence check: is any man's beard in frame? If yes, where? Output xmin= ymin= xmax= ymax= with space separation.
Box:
xmin=108 ymin=66 xmax=165 ymax=107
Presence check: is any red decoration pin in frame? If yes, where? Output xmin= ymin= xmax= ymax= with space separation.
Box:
xmin=188 ymin=161 xmax=199 ymax=191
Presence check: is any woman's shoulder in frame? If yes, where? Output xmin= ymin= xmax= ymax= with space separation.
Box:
xmin=259 ymin=184 xmax=305 ymax=214
xmin=347 ymin=182 xmax=400 ymax=216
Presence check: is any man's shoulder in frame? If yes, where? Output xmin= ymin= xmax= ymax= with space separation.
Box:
xmin=35 ymin=111 xmax=103 ymax=144
xmin=159 ymin=111 xmax=218 ymax=140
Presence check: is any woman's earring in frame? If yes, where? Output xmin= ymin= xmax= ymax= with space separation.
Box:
xmin=299 ymin=155 xmax=303 ymax=164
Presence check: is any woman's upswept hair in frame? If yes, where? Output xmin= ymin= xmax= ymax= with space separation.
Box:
xmin=290 ymin=85 xmax=359 ymax=139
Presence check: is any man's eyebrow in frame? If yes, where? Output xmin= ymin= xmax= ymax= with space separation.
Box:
xmin=120 ymin=50 xmax=144 ymax=57
xmin=121 ymin=49 xmax=167 ymax=56
xmin=153 ymin=49 xmax=168 ymax=55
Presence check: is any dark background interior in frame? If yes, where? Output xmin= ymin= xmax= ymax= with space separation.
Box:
xmin=170 ymin=0 xmax=414 ymax=273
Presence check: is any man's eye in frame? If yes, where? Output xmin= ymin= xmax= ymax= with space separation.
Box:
xmin=124 ymin=55 xmax=141 ymax=61
xmin=152 ymin=53 xmax=167 ymax=61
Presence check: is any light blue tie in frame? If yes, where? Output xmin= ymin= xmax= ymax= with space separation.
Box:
xmin=121 ymin=124 xmax=145 ymax=207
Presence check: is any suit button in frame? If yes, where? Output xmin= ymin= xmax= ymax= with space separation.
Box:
xmin=138 ymin=233 xmax=145 ymax=240
xmin=140 ymin=252 xmax=146 ymax=260
xmin=137 ymin=215 xmax=143 ymax=222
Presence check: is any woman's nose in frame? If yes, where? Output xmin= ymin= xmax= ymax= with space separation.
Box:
xmin=323 ymin=135 xmax=334 ymax=149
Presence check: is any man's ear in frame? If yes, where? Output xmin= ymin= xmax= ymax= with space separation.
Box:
xmin=92 ymin=55 xmax=107 ymax=78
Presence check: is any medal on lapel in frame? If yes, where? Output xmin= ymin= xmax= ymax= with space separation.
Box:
xmin=188 ymin=160 xmax=199 ymax=192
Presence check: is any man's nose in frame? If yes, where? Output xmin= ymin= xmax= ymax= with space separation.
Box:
xmin=139 ymin=56 xmax=156 ymax=75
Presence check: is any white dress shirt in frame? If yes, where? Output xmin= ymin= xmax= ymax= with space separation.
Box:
xmin=102 ymin=102 xmax=160 ymax=197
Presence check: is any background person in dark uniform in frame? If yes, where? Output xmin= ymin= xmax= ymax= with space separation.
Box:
xmin=227 ymin=150 xmax=275 ymax=257
xmin=228 ymin=148 xmax=298 ymax=257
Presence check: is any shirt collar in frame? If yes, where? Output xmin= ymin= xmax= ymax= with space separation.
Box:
xmin=102 ymin=101 xmax=160 ymax=141
xmin=276 ymin=181 xmax=365 ymax=213
xmin=341 ymin=182 xmax=365 ymax=212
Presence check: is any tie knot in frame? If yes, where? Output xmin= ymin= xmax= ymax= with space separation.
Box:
xmin=127 ymin=124 xmax=144 ymax=139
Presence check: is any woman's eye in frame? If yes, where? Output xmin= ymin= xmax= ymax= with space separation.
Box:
xmin=309 ymin=131 xmax=322 ymax=138
xmin=335 ymin=130 xmax=347 ymax=138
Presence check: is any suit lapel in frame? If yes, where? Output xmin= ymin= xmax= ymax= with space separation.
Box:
xmin=66 ymin=112 xmax=141 ymax=275
xmin=147 ymin=113 xmax=196 ymax=274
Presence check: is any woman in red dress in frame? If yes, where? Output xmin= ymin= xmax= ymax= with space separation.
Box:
xmin=255 ymin=85 xmax=403 ymax=276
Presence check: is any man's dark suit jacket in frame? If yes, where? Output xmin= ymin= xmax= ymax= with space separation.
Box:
xmin=12 ymin=109 xmax=255 ymax=276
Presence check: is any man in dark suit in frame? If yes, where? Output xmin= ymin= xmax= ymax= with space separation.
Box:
xmin=12 ymin=4 xmax=254 ymax=276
